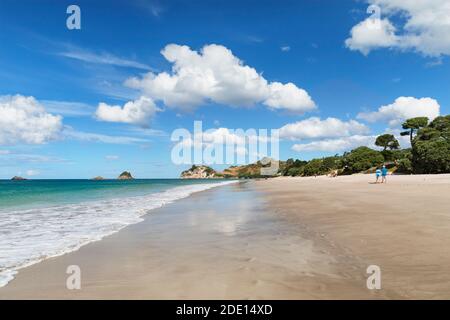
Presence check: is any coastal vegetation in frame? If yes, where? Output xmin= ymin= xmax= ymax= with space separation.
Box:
xmin=181 ymin=115 xmax=449 ymax=179
xmin=222 ymin=162 xmax=269 ymax=179
xmin=281 ymin=115 xmax=449 ymax=177
xmin=181 ymin=165 xmax=223 ymax=179
xmin=411 ymin=115 xmax=450 ymax=174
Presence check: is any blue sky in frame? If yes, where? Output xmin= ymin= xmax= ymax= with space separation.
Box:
xmin=0 ymin=0 xmax=449 ymax=178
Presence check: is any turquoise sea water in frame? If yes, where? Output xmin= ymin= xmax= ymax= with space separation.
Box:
xmin=0 ymin=178 xmax=237 ymax=287
xmin=0 ymin=179 xmax=224 ymax=211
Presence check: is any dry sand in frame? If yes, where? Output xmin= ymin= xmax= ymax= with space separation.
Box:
xmin=0 ymin=174 xmax=449 ymax=299
xmin=254 ymin=174 xmax=450 ymax=299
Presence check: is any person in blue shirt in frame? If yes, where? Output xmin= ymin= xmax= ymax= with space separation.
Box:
xmin=375 ymin=168 xmax=382 ymax=183
xmin=381 ymin=165 xmax=388 ymax=183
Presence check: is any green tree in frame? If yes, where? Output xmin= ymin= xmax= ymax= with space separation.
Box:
xmin=375 ymin=134 xmax=400 ymax=161
xmin=401 ymin=117 xmax=429 ymax=144
xmin=411 ymin=115 xmax=450 ymax=174
xmin=287 ymin=166 xmax=303 ymax=176
xmin=375 ymin=134 xmax=400 ymax=151
xmin=397 ymin=158 xmax=413 ymax=174
xmin=281 ymin=159 xmax=307 ymax=176
xmin=392 ymin=149 xmax=413 ymax=173
xmin=342 ymin=146 xmax=384 ymax=174
xmin=302 ymin=159 xmax=324 ymax=176
xmin=322 ymin=155 xmax=342 ymax=171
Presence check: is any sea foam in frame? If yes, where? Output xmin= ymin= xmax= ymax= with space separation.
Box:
xmin=0 ymin=180 xmax=237 ymax=287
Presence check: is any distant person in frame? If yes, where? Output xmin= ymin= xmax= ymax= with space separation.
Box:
xmin=375 ymin=168 xmax=381 ymax=183
xmin=381 ymin=165 xmax=388 ymax=183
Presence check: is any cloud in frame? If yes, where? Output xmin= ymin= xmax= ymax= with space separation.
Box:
xmin=425 ymin=58 xmax=443 ymax=68
xmin=42 ymin=100 xmax=94 ymax=117
xmin=345 ymin=18 xmax=398 ymax=55
xmin=279 ymin=117 xmax=370 ymax=140
xmin=13 ymin=154 xmax=65 ymax=163
xmin=0 ymin=151 xmax=67 ymax=165
xmin=59 ymin=47 xmax=153 ymax=70
xmin=95 ymin=96 xmax=160 ymax=126
xmin=0 ymin=95 xmax=63 ymax=145
xmin=264 ymin=82 xmax=316 ymax=112
xmin=26 ymin=169 xmax=40 ymax=176
xmin=0 ymin=95 xmax=154 ymax=146
xmin=246 ymin=36 xmax=264 ymax=43
xmin=178 ymin=128 xmax=248 ymax=149
xmin=281 ymin=46 xmax=291 ymax=52
xmin=357 ymin=96 xmax=440 ymax=127
xmin=292 ymin=135 xmax=377 ymax=152
xmin=105 ymin=155 xmax=119 ymax=160
xmin=0 ymin=150 xmax=10 ymax=155
xmin=136 ymin=0 xmax=166 ymax=17
xmin=63 ymin=127 xmax=149 ymax=144
xmin=174 ymin=127 xmax=271 ymax=161
xmin=125 ymin=44 xmax=316 ymax=113
xmin=126 ymin=127 xmax=167 ymax=137
xmin=346 ymin=0 xmax=450 ymax=57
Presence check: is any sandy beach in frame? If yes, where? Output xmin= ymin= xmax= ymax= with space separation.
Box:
xmin=1 ymin=174 xmax=449 ymax=299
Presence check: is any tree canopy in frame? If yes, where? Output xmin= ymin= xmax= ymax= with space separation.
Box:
xmin=401 ymin=117 xmax=429 ymax=144
xmin=411 ymin=115 xmax=450 ymax=174
xmin=375 ymin=134 xmax=400 ymax=151
xmin=342 ymin=146 xmax=384 ymax=174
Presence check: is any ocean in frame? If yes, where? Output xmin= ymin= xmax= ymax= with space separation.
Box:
xmin=0 ymin=179 xmax=236 ymax=287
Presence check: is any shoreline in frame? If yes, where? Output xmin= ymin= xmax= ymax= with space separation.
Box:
xmin=0 ymin=180 xmax=238 ymax=289
xmin=1 ymin=174 xmax=449 ymax=299
xmin=0 ymin=179 xmax=373 ymax=299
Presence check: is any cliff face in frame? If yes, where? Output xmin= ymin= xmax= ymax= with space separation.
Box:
xmin=117 ymin=171 xmax=134 ymax=180
xmin=180 ymin=165 xmax=222 ymax=179
xmin=221 ymin=158 xmax=282 ymax=178
xmin=180 ymin=160 xmax=281 ymax=179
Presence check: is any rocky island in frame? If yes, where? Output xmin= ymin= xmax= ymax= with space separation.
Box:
xmin=91 ymin=176 xmax=105 ymax=181
xmin=118 ymin=171 xmax=134 ymax=180
xmin=11 ymin=176 xmax=27 ymax=181
xmin=180 ymin=165 xmax=223 ymax=179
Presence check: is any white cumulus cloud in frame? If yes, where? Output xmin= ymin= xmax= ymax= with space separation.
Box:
xmin=265 ymin=82 xmax=315 ymax=112
xmin=173 ymin=126 xmax=273 ymax=163
xmin=345 ymin=18 xmax=398 ymax=55
xmin=346 ymin=0 xmax=450 ymax=57
xmin=0 ymin=95 xmax=63 ymax=145
xmin=357 ymin=96 xmax=440 ymax=127
xmin=125 ymin=44 xmax=316 ymax=113
xmin=279 ymin=117 xmax=370 ymax=140
xmin=95 ymin=96 xmax=160 ymax=126
xmin=292 ymin=135 xmax=377 ymax=152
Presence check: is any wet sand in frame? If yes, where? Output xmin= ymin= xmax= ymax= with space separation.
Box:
xmin=1 ymin=174 xmax=449 ymax=299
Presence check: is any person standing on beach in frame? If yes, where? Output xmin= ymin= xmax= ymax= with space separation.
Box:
xmin=375 ymin=168 xmax=381 ymax=183
xmin=381 ymin=165 xmax=388 ymax=183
